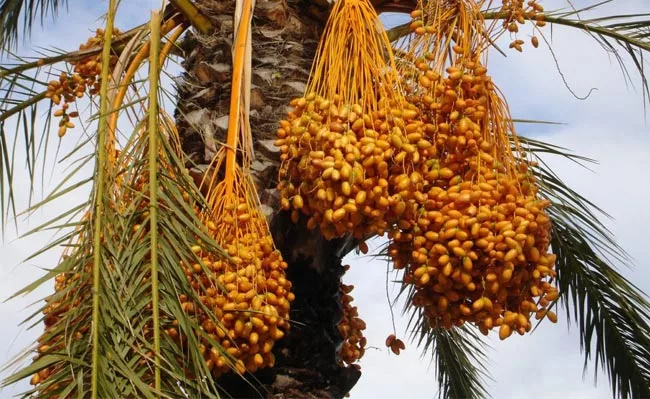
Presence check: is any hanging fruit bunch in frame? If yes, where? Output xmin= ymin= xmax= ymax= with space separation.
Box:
xmin=180 ymin=155 xmax=293 ymax=376
xmin=173 ymin=0 xmax=294 ymax=376
xmin=275 ymin=0 xmax=433 ymax=241
xmin=338 ymin=276 xmax=367 ymax=367
xmin=387 ymin=0 xmax=558 ymax=338
xmin=46 ymin=28 xmax=122 ymax=137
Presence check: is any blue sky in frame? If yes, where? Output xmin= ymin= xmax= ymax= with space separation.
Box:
xmin=2 ymin=1 xmax=650 ymax=398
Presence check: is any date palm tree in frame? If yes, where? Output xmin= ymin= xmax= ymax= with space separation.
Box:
xmin=1 ymin=0 xmax=649 ymax=398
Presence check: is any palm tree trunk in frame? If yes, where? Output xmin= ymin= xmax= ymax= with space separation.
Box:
xmin=174 ymin=1 xmax=361 ymax=397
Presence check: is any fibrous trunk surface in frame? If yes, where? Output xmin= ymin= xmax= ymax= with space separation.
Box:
xmin=175 ymin=1 xmax=360 ymax=397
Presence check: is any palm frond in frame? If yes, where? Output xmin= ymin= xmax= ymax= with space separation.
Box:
xmin=89 ymin=113 xmax=227 ymax=398
xmin=380 ymin=258 xmax=491 ymax=399
xmin=428 ymin=326 xmax=491 ymax=399
xmin=169 ymin=0 xmax=213 ymax=34
xmin=147 ymin=12 xmax=164 ymax=391
xmin=0 ymin=0 xmax=68 ymax=52
xmin=3 ymin=8 xmax=236 ymax=397
xmin=0 ymin=51 xmax=52 ymax=231
xmin=1 ymin=53 xmax=88 ymax=233
xmin=0 ymin=10 xmax=179 ymax=234
xmin=399 ymin=295 xmax=491 ymax=399
xmin=400 ymin=309 xmax=491 ymax=399
xmin=0 ymin=20 xmax=161 ymax=80
xmin=520 ymin=135 xmax=650 ymax=399
xmin=88 ymin=3 xmax=118 ymax=395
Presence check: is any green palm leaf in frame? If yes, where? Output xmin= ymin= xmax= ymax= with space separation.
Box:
xmin=379 ymin=250 xmax=491 ymax=399
xmin=88 ymin=2 xmax=118 ymax=395
xmin=429 ymin=326 xmax=491 ymax=399
xmin=408 ymin=311 xmax=491 ymax=399
xmin=0 ymin=0 xmax=68 ymax=52
xmin=3 ymin=8 xmax=235 ymax=397
xmin=521 ymin=136 xmax=650 ymax=399
xmin=0 ymin=9 xmax=161 ymax=233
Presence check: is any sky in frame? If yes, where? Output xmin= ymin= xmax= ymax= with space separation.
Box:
xmin=1 ymin=0 xmax=650 ymax=398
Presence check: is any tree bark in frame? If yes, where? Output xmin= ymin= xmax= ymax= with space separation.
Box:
xmin=174 ymin=1 xmax=361 ymax=397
